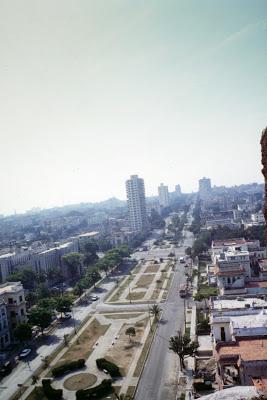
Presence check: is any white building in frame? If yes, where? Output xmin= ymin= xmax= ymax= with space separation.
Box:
xmin=0 ymin=249 xmax=31 ymax=283
xmin=158 ymin=183 xmax=170 ymax=208
xmin=199 ymin=177 xmax=212 ymax=200
xmin=126 ymin=175 xmax=148 ymax=232
xmin=0 ymin=282 xmax=27 ymax=334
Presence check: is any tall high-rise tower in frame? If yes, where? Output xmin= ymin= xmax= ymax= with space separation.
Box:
xmin=198 ymin=177 xmax=212 ymax=200
xmin=126 ymin=175 xmax=147 ymax=232
xmin=158 ymin=183 xmax=170 ymax=208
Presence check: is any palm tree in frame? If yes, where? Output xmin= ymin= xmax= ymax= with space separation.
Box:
xmin=149 ymin=304 xmax=161 ymax=320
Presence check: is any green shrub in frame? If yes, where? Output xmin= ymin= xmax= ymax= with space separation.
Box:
xmin=76 ymin=379 xmax=112 ymax=399
xmin=42 ymin=379 xmax=62 ymax=400
xmin=52 ymin=359 xmax=85 ymax=377
xmin=96 ymin=358 xmax=120 ymax=377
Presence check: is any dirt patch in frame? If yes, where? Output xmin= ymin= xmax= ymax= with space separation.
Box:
xmin=126 ymin=291 xmax=146 ymax=301
xmin=105 ymin=318 xmax=148 ymax=375
xmin=64 ymin=373 xmax=97 ymax=391
xmin=144 ymin=264 xmax=160 ymax=273
xmin=58 ymin=318 xmax=110 ymax=364
xmin=135 ymin=274 xmax=155 ymax=288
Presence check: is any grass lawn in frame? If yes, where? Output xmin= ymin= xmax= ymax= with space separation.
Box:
xmin=64 ymin=373 xmax=97 ymax=391
xmin=56 ymin=318 xmax=110 ymax=365
xmin=198 ymin=285 xmax=219 ymax=298
xmin=144 ymin=264 xmax=160 ymax=273
xmin=133 ymin=319 xmax=157 ymax=377
xmin=135 ymin=274 xmax=155 ymax=288
xmin=105 ymin=318 xmax=148 ymax=376
xmin=126 ymin=291 xmax=146 ymax=301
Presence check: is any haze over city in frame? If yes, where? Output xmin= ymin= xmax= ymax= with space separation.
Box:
xmin=1 ymin=0 xmax=267 ymax=215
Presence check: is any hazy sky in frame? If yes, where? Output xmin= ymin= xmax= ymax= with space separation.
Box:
xmin=1 ymin=0 xmax=267 ymax=215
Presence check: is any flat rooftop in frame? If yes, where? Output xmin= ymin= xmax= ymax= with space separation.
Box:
xmin=212 ymin=297 xmax=267 ymax=310
xmin=0 ymin=282 xmax=23 ymax=295
xmin=212 ymin=238 xmax=246 ymax=248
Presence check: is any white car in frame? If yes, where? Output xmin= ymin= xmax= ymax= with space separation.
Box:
xmin=19 ymin=348 xmax=32 ymax=359
xmin=90 ymin=296 xmax=99 ymax=301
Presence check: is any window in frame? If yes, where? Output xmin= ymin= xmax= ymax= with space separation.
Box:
xmin=10 ymin=311 xmax=16 ymax=318
xmin=221 ymin=327 xmax=226 ymax=341
xmin=5 ymin=334 xmax=9 ymax=343
xmin=8 ymin=298 xmax=13 ymax=304
xmin=19 ymin=296 xmax=23 ymax=302
xmin=20 ymin=309 xmax=24 ymax=316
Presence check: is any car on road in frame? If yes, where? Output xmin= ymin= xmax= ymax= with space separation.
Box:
xmin=179 ymin=257 xmax=185 ymax=263
xmin=19 ymin=349 xmax=32 ymax=359
xmin=89 ymin=295 xmax=99 ymax=301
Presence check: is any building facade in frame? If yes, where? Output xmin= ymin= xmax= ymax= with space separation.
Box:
xmin=158 ymin=183 xmax=170 ymax=208
xmin=126 ymin=175 xmax=147 ymax=232
xmin=199 ymin=177 xmax=212 ymax=201
xmin=0 ymin=282 xmax=27 ymax=336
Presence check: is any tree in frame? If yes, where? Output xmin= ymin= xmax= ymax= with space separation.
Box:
xmin=38 ymin=298 xmax=57 ymax=311
xmin=7 ymin=267 xmax=36 ymax=290
xmin=149 ymin=304 xmax=161 ymax=320
xmin=56 ymin=295 xmax=73 ymax=317
xmin=25 ymin=291 xmax=37 ymax=307
xmin=14 ymin=323 xmax=32 ymax=343
xmin=47 ymin=267 xmax=63 ymax=284
xmin=28 ymin=307 xmax=53 ymax=334
xmin=125 ymin=327 xmax=136 ymax=342
xmin=62 ymin=253 xmax=83 ymax=278
xmin=87 ymin=269 xmax=101 ymax=288
xmin=169 ymin=331 xmax=199 ymax=369
xmin=73 ymin=282 xmax=84 ymax=297
xmin=36 ymin=283 xmax=50 ymax=299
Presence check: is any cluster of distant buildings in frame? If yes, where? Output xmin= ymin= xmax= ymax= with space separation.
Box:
xmin=198 ymin=177 xmax=264 ymax=231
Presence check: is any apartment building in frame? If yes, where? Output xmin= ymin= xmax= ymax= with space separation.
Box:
xmin=0 ymin=249 xmax=31 ymax=283
xmin=126 ymin=175 xmax=148 ymax=232
xmin=199 ymin=177 xmax=212 ymax=201
xmin=0 ymin=282 xmax=27 ymax=335
xmin=158 ymin=183 xmax=170 ymax=208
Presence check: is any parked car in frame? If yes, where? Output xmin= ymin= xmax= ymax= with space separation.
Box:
xmin=19 ymin=349 xmax=32 ymax=359
xmin=90 ymin=296 xmax=99 ymax=301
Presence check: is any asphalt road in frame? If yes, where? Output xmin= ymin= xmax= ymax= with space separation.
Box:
xmin=134 ymin=229 xmax=194 ymax=400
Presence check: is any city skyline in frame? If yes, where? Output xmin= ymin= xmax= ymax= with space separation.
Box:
xmin=1 ymin=0 xmax=266 ymax=214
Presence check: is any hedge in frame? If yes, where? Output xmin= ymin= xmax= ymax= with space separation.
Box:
xmin=96 ymin=358 xmax=120 ymax=377
xmin=76 ymin=379 xmax=112 ymax=400
xmin=42 ymin=379 xmax=62 ymax=400
xmin=52 ymin=359 xmax=85 ymax=377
